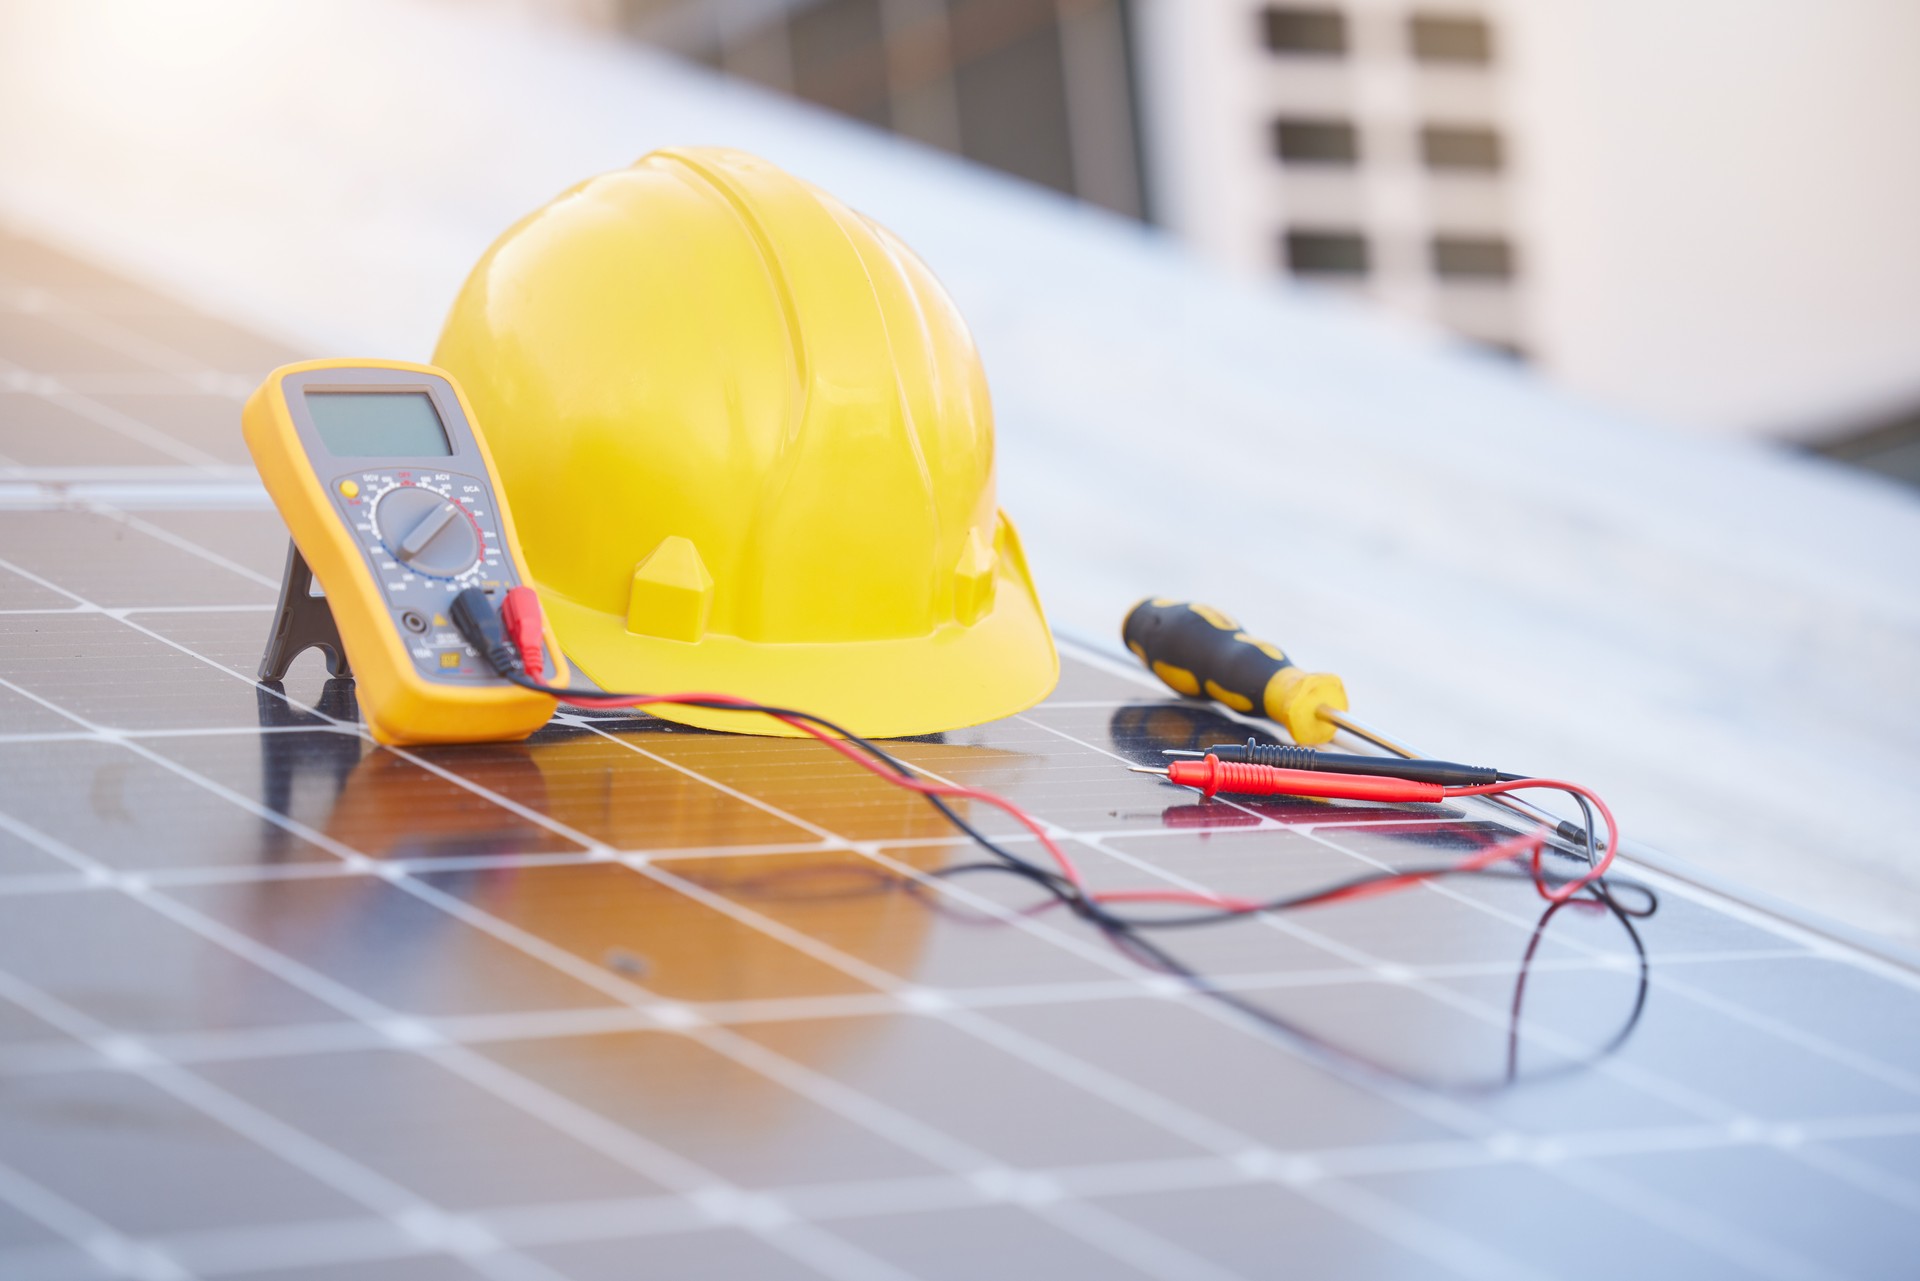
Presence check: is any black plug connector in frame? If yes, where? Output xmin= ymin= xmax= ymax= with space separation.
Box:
xmin=449 ymin=587 xmax=524 ymax=679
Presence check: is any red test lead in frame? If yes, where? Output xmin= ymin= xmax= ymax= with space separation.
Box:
xmin=1132 ymin=755 xmax=1446 ymax=804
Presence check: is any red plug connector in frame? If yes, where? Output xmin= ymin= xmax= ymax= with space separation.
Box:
xmin=1162 ymin=754 xmax=1447 ymax=804
xmin=499 ymin=586 xmax=546 ymax=679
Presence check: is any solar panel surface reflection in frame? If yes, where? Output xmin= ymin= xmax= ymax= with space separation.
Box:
xmin=1 ymin=229 xmax=1918 ymax=1281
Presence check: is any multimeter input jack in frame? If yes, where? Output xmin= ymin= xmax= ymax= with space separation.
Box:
xmin=399 ymin=609 xmax=429 ymax=634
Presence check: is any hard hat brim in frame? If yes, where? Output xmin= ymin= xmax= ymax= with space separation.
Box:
xmin=546 ymin=518 xmax=1059 ymax=740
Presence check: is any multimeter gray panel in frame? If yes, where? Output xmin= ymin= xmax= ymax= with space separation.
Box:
xmin=280 ymin=367 xmax=525 ymax=685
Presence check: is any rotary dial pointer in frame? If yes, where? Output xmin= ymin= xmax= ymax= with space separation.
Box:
xmin=373 ymin=485 xmax=481 ymax=577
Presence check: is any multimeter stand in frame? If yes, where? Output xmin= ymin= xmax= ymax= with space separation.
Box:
xmin=259 ymin=540 xmax=353 ymax=683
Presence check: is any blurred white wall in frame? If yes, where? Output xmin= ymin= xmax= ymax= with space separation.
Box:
xmin=1509 ymin=0 xmax=1920 ymax=440
xmin=1134 ymin=0 xmax=1920 ymax=440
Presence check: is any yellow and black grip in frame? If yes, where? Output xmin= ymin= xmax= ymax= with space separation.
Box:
xmin=1122 ymin=598 xmax=1348 ymax=745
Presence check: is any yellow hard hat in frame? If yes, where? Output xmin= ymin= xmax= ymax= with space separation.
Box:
xmin=433 ymin=147 xmax=1057 ymax=737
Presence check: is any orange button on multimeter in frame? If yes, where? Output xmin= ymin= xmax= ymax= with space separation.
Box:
xmin=242 ymin=359 xmax=566 ymax=745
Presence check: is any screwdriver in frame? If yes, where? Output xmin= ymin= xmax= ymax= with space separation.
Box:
xmin=1121 ymin=598 xmax=1599 ymax=849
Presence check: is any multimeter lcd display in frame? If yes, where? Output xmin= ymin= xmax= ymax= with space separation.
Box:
xmin=304 ymin=391 xmax=453 ymax=458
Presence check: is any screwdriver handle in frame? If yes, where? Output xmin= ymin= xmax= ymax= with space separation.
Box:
xmin=1122 ymin=599 xmax=1348 ymax=745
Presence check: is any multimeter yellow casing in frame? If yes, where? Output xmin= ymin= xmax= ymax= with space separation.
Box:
xmin=242 ymin=358 xmax=567 ymax=746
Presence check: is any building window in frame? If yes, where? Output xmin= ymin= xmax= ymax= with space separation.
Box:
xmin=1285 ymin=230 xmax=1370 ymax=276
xmin=1409 ymin=12 xmax=1493 ymax=64
xmin=1262 ymin=6 xmax=1348 ymax=56
xmin=1420 ymin=124 xmax=1503 ymax=171
xmin=1432 ymin=235 xmax=1514 ymax=279
xmin=1273 ymin=118 xmax=1360 ymax=165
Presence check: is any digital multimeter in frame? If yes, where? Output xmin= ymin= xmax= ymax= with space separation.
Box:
xmin=242 ymin=358 xmax=564 ymax=746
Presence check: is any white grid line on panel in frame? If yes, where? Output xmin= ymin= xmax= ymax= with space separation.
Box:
xmin=0 ymin=967 xmax=579 ymax=1281
xmin=0 ymin=1155 xmax=192 ymax=1280
xmin=0 ymin=358 xmax=231 ymax=471
xmin=87 ymin=504 xmax=282 ymax=589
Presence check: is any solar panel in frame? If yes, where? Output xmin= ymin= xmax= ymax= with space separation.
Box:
xmin=2 ymin=227 xmax=1918 ymax=1281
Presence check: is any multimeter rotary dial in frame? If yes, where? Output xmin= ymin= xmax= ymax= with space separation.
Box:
xmin=372 ymin=484 xmax=482 ymax=577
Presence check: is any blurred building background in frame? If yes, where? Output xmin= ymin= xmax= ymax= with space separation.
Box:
xmin=534 ymin=0 xmax=1920 ymax=486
